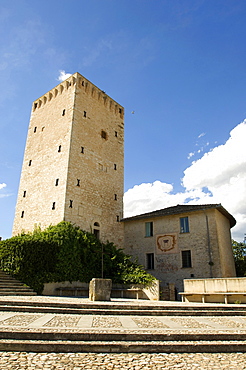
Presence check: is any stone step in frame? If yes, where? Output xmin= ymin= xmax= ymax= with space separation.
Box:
xmin=0 ymin=271 xmax=36 ymax=295
xmin=0 ymin=282 xmax=24 ymax=289
xmin=0 ymin=280 xmax=23 ymax=285
xmin=0 ymin=338 xmax=244 ymax=353
xmin=0 ymin=275 xmax=21 ymax=282
xmin=0 ymin=292 xmax=37 ymax=296
xmin=0 ymin=303 xmax=244 ymax=315
xmin=0 ymin=299 xmax=245 ymax=312
xmin=1 ymin=330 xmax=246 ymax=343
xmin=0 ymin=287 xmax=35 ymax=291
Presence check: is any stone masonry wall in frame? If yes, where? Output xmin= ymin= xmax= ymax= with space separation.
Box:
xmin=215 ymin=209 xmax=236 ymax=277
xmin=13 ymin=73 xmax=124 ymax=247
xmin=12 ymin=78 xmax=75 ymax=234
xmin=123 ymin=208 xmax=235 ymax=294
xmin=64 ymin=73 xmax=124 ymax=246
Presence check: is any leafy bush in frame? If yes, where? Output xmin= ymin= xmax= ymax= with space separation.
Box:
xmin=232 ymin=239 xmax=246 ymax=277
xmin=0 ymin=222 xmax=155 ymax=293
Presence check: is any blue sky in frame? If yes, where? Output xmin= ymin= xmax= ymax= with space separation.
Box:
xmin=1 ymin=0 xmax=246 ymax=241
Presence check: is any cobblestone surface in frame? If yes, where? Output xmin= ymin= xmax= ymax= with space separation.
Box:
xmin=0 ymin=312 xmax=245 ymax=331
xmin=92 ymin=316 xmax=122 ymax=328
xmin=0 ymin=315 xmax=41 ymax=327
xmin=132 ymin=317 xmax=168 ymax=328
xmin=0 ymin=352 xmax=245 ymax=369
xmin=0 ymin=298 xmax=244 ymax=368
xmin=169 ymin=317 xmax=212 ymax=329
xmin=206 ymin=316 xmax=246 ymax=329
xmin=44 ymin=315 xmax=81 ymax=328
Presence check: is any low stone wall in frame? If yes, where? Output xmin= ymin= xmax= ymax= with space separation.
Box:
xmin=42 ymin=281 xmax=89 ymax=297
xmin=111 ymin=280 xmax=159 ymax=300
xmin=42 ymin=280 xmax=160 ymax=300
xmin=180 ymin=277 xmax=246 ymax=303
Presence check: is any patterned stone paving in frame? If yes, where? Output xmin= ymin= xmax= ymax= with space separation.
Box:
xmin=44 ymin=315 xmax=81 ymax=328
xmin=0 ymin=297 xmax=243 ymax=369
xmin=206 ymin=316 xmax=246 ymax=329
xmin=0 ymin=313 xmax=245 ymax=330
xmin=169 ymin=316 xmax=213 ymax=329
xmin=0 ymin=314 xmax=41 ymax=327
xmin=92 ymin=316 xmax=122 ymax=328
xmin=132 ymin=317 xmax=169 ymax=328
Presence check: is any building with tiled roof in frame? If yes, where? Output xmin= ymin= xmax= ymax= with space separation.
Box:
xmin=122 ymin=204 xmax=236 ymax=297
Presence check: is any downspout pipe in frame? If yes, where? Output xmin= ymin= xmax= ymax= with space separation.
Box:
xmin=203 ymin=211 xmax=213 ymax=278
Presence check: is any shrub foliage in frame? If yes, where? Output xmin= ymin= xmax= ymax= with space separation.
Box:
xmin=232 ymin=239 xmax=246 ymax=277
xmin=0 ymin=222 xmax=155 ymax=293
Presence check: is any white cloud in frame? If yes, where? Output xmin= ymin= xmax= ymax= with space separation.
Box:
xmin=188 ymin=139 xmax=210 ymax=160
xmin=0 ymin=183 xmax=9 ymax=198
xmin=124 ymin=181 xmax=212 ymax=218
xmin=124 ymin=120 xmax=246 ymax=241
xmin=187 ymin=152 xmax=195 ymax=159
xmin=198 ymin=132 xmax=205 ymax=138
xmin=183 ymin=121 xmax=246 ymax=240
xmin=57 ymin=70 xmax=72 ymax=82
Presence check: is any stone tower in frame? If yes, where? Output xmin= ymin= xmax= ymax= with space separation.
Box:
xmin=12 ymin=72 xmax=124 ymax=246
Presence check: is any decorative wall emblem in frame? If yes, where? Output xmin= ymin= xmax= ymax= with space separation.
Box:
xmin=156 ymin=233 xmax=178 ymax=254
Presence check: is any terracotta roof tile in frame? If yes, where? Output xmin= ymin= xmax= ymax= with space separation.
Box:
xmin=122 ymin=204 xmax=236 ymax=228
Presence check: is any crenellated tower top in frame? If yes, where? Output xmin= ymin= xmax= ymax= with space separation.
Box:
xmin=32 ymin=72 xmax=124 ymax=120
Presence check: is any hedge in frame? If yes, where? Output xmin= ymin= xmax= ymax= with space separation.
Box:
xmin=0 ymin=222 xmax=155 ymax=294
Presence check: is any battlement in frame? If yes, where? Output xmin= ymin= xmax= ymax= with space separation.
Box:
xmin=32 ymin=72 xmax=124 ymax=119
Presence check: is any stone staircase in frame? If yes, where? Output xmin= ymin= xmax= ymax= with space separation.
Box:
xmin=0 ymin=297 xmax=244 ymax=352
xmin=0 ymin=298 xmax=244 ymax=315
xmin=0 ymin=270 xmax=36 ymax=296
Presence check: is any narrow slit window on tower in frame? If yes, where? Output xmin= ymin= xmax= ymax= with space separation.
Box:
xmin=83 ymin=111 xmax=87 ymax=117
xmin=114 ymin=164 xmax=117 ymax=170
xmin=21 ymin=211 xmax=24 ymax=218
xmin=77 ymin=179 xmax=80 ymax=187
xmin=116 ymin=215 xmax=120 ymax=222
xmin=119 ymin=108 xmax=122 ymax=114
xmin=58 ymin=145 xmax=61 ymax=152
xmin=34 ymin=127 xmax=37 ymax=133
xmin=62 ymin=109 xmax=66 ymax=116
xmin=28 ymin=160 xmax=32 ymax=166
xmin=55 ymin=179 xmax=59 ymax=186
xmin=101 ymin=130 xmax=107 ymax=139
xmin=69 ymin=200 xmax=73 ymax=208
xmin=23 ymin=191 xmax=26 ymax=198
xmin=93 ymin=222 xmax=100 ymax=239
xmin=52 ymin=202 xmax=56 ymax=210
xmin=115 ymin=131 xmax=118 ymax=137
xmin=114 ymin=194 xmax=117 ymax=200
xmin=94 ymin=229 xmax=100 ymax=239
xmin=81 ymin=146 xmax=84 ymax=154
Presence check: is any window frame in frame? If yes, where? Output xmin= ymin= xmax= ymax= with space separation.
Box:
xmin=180 ymin=216 xmax=189 ymax=233
xmin=146 ymin=253 xmax=155 ymax=270
xmin=145 ymin=221 xmax=153 ymax=237
xmin=181 ymin=250 xmax=192 ymax=268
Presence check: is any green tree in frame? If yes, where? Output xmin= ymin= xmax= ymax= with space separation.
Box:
xmin=232 ymin=239 xmax=246 ymax=277
xmin=0 ymin=222 xmax=155 ymax=293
